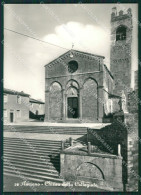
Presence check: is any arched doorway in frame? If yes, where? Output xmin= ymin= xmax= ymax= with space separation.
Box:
xmin=67 ymin=87 xmax=79 ymax=119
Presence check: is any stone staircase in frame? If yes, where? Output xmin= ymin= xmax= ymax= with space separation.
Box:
xmin=4 ymin=137 xmax=70 ymax=183
xmin=4 ymin=125 xmax=87 ymax=135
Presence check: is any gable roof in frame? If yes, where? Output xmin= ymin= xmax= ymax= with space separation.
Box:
xmin=44 ymin=49 xmax=105 ymax=67
xmin=30 ymin=98 xmax=45 ymax=104
xmin=4 ymin=88 xmax=30 ymax=97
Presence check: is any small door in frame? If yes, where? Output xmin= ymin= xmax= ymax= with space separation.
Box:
xmin=10 ymin=113 xmax=14 ymax=123
xmin=67 ymin=97 xmax=78 ymax=118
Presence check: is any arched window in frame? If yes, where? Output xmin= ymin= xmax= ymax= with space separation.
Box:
xmin=116 ymin=26 xmax=126 ymax=41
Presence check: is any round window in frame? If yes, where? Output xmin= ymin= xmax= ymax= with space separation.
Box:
xmin=68 ymin=61 xmax=78 ymax=73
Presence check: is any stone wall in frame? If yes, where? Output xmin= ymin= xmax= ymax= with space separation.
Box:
xmin=124 ymin=112 xmax=138 ymax=191
xmin=126 ymin=137 xmax=138 ymax=191
xmin=128 ymin=89 xmax=138 ymax=114
xmin=60 ymin=152 xmax=123 ymax=191
xmin=87 ymin=122 xmax=128 ymax=185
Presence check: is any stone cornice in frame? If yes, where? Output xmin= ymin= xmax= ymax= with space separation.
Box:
xmin=44 ymin=50 xmax=105 ymax=68
xmin=45 ymin=71 xmax=103 ymax=80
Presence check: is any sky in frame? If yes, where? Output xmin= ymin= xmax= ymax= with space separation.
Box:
xmin=4 ymin=3 xmax=138 ymax=101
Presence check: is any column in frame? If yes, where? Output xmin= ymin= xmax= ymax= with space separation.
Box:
xmin=97 ymin=86 xmax=104 ymax=122
xmin=45 ymin=89 xmax=50 ymax=122
xmin=62 ymin=89 xmax=66 ymax=121
xmin=79 ymin=88 xmax=83 ymax=121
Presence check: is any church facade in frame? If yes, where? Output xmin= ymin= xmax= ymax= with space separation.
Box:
xmin=44 ymin=50 xmax=116 ymax=123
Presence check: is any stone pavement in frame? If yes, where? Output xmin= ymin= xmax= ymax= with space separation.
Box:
xmin=4 ymin=131 xmax=81 ymax=141
xmin=4 ymin=121 xmax=110 ymax=128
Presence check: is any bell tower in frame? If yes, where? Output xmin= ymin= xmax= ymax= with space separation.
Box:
xmin=110 ymin=7 xmax=133 ymax=96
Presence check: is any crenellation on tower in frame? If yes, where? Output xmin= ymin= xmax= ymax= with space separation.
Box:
xmin=111 ymin=7 xmax=132 ymax=22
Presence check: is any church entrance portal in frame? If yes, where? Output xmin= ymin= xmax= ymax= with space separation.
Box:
xmin=67 ymin=97 xmax=78 ymax=118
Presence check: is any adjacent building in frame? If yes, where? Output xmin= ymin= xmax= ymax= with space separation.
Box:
xmin=4 ymin=88 xmax=30 ymax=123
xmin=29 ymin=98 xmax=45 ymax=120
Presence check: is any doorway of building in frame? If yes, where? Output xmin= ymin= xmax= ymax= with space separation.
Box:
xmin=10 ymin=112 xmax=14 ymax=123
xmin=67 ymin=97 xmax=78 ymax=118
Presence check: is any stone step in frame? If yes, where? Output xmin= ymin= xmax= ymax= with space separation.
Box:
xmin=4 ymin=153 xmax=60 ymax=168
xmin=4 ymin=137 xmax=62 ymax=144
xmin=4 ymin=140 xmax=69 ymax=149
xmin=4 ymin=169 xmax=63 ymax=183
xmin=4 ymin=164 xmax=59 ymax=178
xmin=4 ymin=156 xmax=59 ymax=171
xmin=4 ymin=157 xmax=60 ymax=173
xmin=4 ymin=151 xmax=60 ymax=163
xmin=4 ymin=125 xmax=87 ymax=129
xmin=4 ymin=130 xmax=86 ymax=135
xmin=4 ymin=172 xmax=44 ymax=183
xmin=4 ymin=143 xmax=62 ymax=152
xmin=4 ymin=137 xmax=63 ymax=183
xmin=4 ymin=155 xmax=60 ymax=170
xmin=4 ymin=147 xmax=61 ymax=156
xmin=4 ymin=125 xmax=87 ymax=134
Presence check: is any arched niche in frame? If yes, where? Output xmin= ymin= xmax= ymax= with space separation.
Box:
xmin=76 ymin=162 xmax=104 ymax=181
xmin=49 ymin=82 xmax=62 ymax=120
xmin=82 ymin=78 xmax=98 ymax=121
xmin=66 ymin=79 xmax=79 ymax=90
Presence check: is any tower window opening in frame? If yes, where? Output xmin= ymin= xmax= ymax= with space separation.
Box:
xmin=116 ymin=26 xmax=126 ymax=41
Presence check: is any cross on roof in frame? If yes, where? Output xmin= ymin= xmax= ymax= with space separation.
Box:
xmin=72 ymin=42 xmax=74 ymax=49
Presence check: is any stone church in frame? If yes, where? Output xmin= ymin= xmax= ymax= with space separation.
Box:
xmin=44 ymin=7 xmax=133 ymax=123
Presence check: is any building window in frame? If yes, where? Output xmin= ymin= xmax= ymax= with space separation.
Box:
xmin=68 ymin=60 xmax=78 ymax=73
xmin=4 ymin=95 xmax=8 ymax=103
xmin=4 ymin=109 xmax=7 ymax=117
xmin=116 ymin=26 xmax=126 ymax=41
xmin=36 ymin=110 xmax=38 ymax=115
xmin=17 ymin=110 xmax=21 ymax=118
xmin=17 ymin=95 xmax=21 ymax=104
